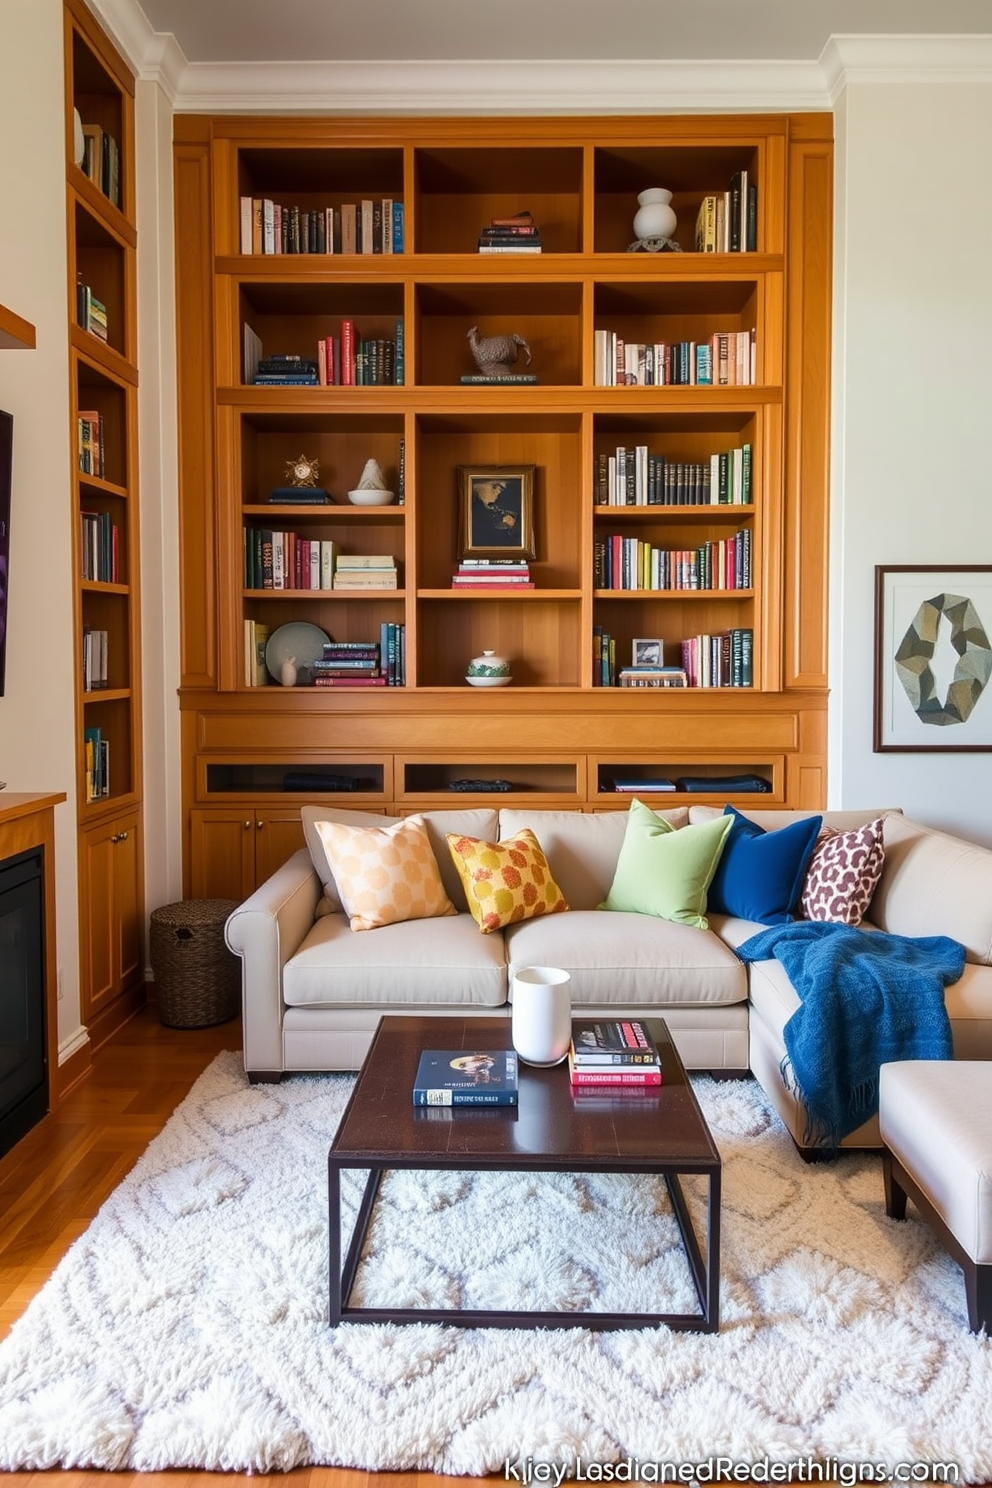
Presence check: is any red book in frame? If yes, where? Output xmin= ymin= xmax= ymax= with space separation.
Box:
xmin=340 ymin=320 xmax=354 ymax=385
xmin=569 ymin=1066 xmax=662 ymax=1086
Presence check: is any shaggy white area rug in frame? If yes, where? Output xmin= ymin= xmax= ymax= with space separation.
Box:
xmin=0 ymin=1051 xmax=989 ymax=1476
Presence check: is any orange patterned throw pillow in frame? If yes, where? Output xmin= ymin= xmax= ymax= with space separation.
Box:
xmin=446 ymin=828 xmax=569 ymax=933
xmin=314 ymin=814 xmax=457 ymax=932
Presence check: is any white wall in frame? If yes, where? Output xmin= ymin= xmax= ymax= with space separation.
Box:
xmin=831 ymin=80 xmax=992 ymax=845
xmin=0 ymin=0 xmax=83 ymax=1049
xmin=135 ymin=76 xmax=183 ymax=927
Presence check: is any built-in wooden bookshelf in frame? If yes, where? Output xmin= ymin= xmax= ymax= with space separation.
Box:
xmin=174 ymin=114 xmax=832 ymax=901
xmin=64 ymin=0 xmax=144 ymax=1040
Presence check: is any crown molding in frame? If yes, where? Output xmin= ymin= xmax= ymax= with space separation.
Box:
xmin=81 ymin=2 xmax=992 ymax=115
xmin=822 ymin=34 xmax=992 ymax=101
xmin=164 ymin=58 xmax=828 ymax=115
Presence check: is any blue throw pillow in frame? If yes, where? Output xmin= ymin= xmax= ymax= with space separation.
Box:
xmin=707 ymin=807 xmax=822 ymax=924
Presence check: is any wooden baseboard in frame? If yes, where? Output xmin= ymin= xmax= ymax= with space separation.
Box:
xmin=85 ymin=980 xmax=148 ymax=1053
xmin=57 ymin=1037 xmax=92 ymax=1101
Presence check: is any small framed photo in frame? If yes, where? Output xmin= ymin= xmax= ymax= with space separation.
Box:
xmin=632 ymin=638 xmax=664 ymax=667
xmin=458 ymin=465 xmax=536 ymax=558
xmin=874 ymin=565 xmax=992 ymax=751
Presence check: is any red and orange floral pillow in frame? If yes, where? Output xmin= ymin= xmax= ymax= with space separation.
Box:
xmin=446 ymin=828 xmax=569 ymax=933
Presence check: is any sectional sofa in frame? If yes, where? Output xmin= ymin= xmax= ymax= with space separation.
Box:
xmin=225 ymin=802 xmax=992 ymax=1155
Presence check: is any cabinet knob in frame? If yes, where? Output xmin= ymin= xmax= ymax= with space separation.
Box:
xmin=256 ymin=819 xmax=264 ymax=830
xmin=243 ymin=819 xmax=252 ymax=830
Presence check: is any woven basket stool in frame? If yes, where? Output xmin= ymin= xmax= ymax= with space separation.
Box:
xmin=150 ymin=898 xmax=241 ymax=1028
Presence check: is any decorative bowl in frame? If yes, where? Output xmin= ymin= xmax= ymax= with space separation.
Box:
xmin=347 ymin=489 xmax=394 ymax=507
xmin=465 ymin=673 xmax=512 ymax=688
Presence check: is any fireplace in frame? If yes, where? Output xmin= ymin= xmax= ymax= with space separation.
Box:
xmin=0 ymin=845 xmax=47 ymax=1160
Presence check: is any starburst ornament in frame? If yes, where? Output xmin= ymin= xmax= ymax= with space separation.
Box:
xmin=285 ymin=454 xmax=320 ymax=488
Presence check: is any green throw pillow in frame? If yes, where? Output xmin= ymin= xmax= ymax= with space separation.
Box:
xmin=599 ymin=798 xmax=733 ymax=928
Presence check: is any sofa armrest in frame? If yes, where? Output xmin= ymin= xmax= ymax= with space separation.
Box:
xmin=225 ymin=847 xmax=322 ymax=1076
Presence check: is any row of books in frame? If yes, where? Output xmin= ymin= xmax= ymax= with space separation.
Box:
xmin=244 ymin=323 xmax=405 ymax=387
xmin=594 ymin=529 xmax=752 ymax=592
xmin=82 ymin=626 xmax=109 ymax=692
xmin=681 ymin=628 xmax=754 ymax=688
xmin=593 ymin=627 xmax=754 ymax=688
xmin=477 ymin=209 xmax=542 ymax=255
xmin=594 ymin=330 xmax=757 ymax=387
xmin=239 ymin=197 xmax=405 ymax=256
xmin=76 ymin=281 xmax=108 ymax=342
xmin=80 ymin=510 xmax=119 ymax=584
xmin=243 ymin=534 xmax=399 ymax=592
xmin=83 ymin=726 xmax=110 ymax=803
xmin=77 ymin=411 xmax=105 ymax=479
xmin=595 ymin=444 xmax=752 ymax=507
xmin=312 ymin=628 xmax=406 ymax=687
xmin=694 ymin=170 xmax=757 ymax=253
xmin=79 ymin=123 xmax=120 ymax=207
xmin=451 ymin=558 xmax=533 ymax=590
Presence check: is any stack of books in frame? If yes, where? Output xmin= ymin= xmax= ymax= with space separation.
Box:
xmin=252 ymin=355 xmax=319 ymax=386
xmin=477 ymin=209 xmax=542 ymax=254
xmin=568 ymin=1019 xmax=663 ymax=1088
xmin=310 ymin=640 xmax=384 ymax=688
xmin=451 ymin=558 xmax=533 ymax=589
xmin=617 ymin=666 xmax=687 ymax=689
xmin=333 ymin=554 xmax=398 ymax=590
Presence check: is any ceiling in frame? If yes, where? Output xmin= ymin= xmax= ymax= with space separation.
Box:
xmin=132 ymin=0 xmax=992 ymax=65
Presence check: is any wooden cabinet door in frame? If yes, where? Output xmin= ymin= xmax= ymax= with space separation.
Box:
xmin=189 ymin=809 xmax=256 ymax=901
xmin=79 ymin=809 xmax=143 ymax=1021
xmin=253 ymin=811 xmax=307 ymax=887
xmin=79 ymin=820 xmax=116 ymax=1022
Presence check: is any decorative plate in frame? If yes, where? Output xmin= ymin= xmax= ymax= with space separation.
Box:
xmin=265 ymin=621 xmax=330 ymax=681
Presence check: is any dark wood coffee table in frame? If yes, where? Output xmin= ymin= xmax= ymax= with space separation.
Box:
xmin=328 ymin=1014 xmax=721 ymax=1331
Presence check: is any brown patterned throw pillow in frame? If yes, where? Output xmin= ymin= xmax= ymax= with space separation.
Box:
xmin=800 ymin=818 xmax=886 ymax=925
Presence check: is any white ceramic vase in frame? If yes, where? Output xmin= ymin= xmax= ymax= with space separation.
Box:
xmin=633 ymin=188 xmax=676 ymax=242
xmin=511 ymin=965 xmax=571 ymax=1067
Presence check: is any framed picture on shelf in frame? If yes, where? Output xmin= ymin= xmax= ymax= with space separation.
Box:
xmin=873 ymin=565 xmax=992 ymax=751
xmin=457 ymin=465 xmax=536 ymax=558
xmin=632 ymin=638 xmax=664 ymax=667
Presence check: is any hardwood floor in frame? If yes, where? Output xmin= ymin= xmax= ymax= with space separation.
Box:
xmin=0 ymin=1001 xmax=489 ymax=1485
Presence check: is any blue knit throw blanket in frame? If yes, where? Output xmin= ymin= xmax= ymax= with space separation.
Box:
xmin=735 ymin=921 xmax=963 ymax=1149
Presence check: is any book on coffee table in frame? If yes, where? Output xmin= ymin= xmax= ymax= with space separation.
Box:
xmin=413 ymin=1049 xmax=518 ymax=1106
xmin=570 ymin=1019 xmax=661 ymax=1066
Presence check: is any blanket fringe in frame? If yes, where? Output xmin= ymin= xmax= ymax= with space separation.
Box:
xmin=779 ymin=1053 xmax=838 ymax=1156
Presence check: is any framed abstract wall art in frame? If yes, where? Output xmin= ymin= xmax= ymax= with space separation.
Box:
xmin=873 ymin=566 xmax=992 ymax=751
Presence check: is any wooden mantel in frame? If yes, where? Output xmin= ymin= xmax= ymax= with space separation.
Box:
xmin=0 ymin=302 xmax=36 ymax=350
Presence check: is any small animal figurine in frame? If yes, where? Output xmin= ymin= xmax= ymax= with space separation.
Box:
xmin=467 ymin=326 xmax=532 ymax=377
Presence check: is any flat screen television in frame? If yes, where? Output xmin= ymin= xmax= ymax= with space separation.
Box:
xmin=0 ymin=409 xmax=11 ymax=695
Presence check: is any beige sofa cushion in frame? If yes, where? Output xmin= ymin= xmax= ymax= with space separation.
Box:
xmin=505 ymin=909 xmax=747 ymax=1007
xmin=284 ymin=910 xmax=506 ymax=1008
xmin=301 ymin=806 xmax=498 ymax=914
xmin=497 ymin=806 xmax=687 ymax=912
xmin=870 ymin=814 xmax=992 ymax=965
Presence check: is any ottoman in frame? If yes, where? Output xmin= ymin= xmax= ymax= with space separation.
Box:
xmin=879 ymin=1060 xmax=992 ymax=1334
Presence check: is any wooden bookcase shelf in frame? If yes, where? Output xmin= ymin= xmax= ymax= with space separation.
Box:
xmin=65 ymin=0 xmax=144 ymax=1037
xmin=175 ymin=113 xmax=832 ymax=897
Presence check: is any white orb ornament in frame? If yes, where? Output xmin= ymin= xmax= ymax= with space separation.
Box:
xmin=633 ymin=188 xmax=677 ymax=246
